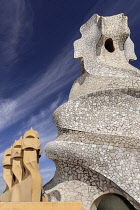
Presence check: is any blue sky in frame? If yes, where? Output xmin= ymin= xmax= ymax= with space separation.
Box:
xmin=0 ymin=0 xmax=140 ymax=194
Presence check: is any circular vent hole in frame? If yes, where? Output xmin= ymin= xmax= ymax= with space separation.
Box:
xmin=105 ymin=38 xmax=115 ymax=52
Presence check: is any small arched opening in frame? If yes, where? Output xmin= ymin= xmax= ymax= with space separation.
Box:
xmin=91 ymin=193 xmax=136 ymax=210
xmin=98 ymin=194 xmax=136 ymax=210
xmin=105 ymin=38 xmax=115 ymax=53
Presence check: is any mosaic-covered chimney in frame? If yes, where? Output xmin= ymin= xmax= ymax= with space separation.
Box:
xmin=44 ymin=13 xmax=140 ymax=210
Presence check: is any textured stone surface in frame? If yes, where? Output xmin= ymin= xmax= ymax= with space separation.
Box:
xmin=0 ymin=128 xmax=43 ymax=202
xmin=44 ymin=13 xmax=140 ymax=210
xmin=0 ymin=202 xmax=82 ymax=210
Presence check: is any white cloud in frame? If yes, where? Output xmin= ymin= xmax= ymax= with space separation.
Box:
xmin=40 ymin=165 xmax=56 ymax=185
xmin=0 ymin=0 xmax=33 ymax=67
xmin=0 ymin=99 xmax=17 ymax=131
xmin=0 ymin=42 xmax=79 ymax=133
xmin=40 ymin=167 xmax=56 ymax=174
xmin=16 ymin=92 xmax=65 ymax=140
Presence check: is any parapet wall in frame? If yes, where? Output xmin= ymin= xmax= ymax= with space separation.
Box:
xmin=0 ymin=202 xmax=82 ymax=210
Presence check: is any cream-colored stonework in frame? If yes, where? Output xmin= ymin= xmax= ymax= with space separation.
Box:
xmin=1 ymin=148 xmax=12 ymax=202
xmin=0 ymin=128 xmax=44 ymax=202
xmin=0 ymin=202 xmax=82 ymax=210
xmin=44 ymin=13 xmax=140 ymax=210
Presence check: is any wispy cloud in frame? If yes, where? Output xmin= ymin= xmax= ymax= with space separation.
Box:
xmin=40 ymin=166 xmax=56 ymax=185
xmin=40 ymin=167 xmax=56 ymax=173
xmin=19 ymin=94 xmax=65 ymax=144
xmin=0 ymin=99 xmax=17 ymax=131
xmin=0 ymin=42 xmax=79 ymax=133
xmin=0 ymin=0 xmax=33 ymax=69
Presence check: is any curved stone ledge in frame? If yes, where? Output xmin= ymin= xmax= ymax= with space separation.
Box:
xmin=69 ymin=73 xmax=140 ymax=100
xmin=53 ymin=89 xmax=140 ymax=139
xmin=44 ymin=161 xmax=139 ymax=210
xmin=45 ymin=141 xmax=140 ymax=203
xmin=56 ymin=128 xmax=140 ymax=149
